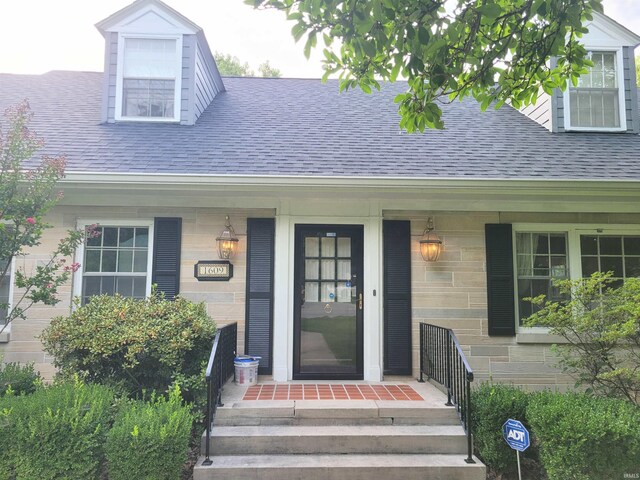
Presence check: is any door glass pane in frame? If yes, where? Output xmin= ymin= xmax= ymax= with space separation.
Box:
xmin=321 ymin=260 xmax=335 ymax=280
xmin=337 ymin=237 xmax=351 ymax=257
xmin=321 ymin=283 xmax=335 ymax=302
xmin=337 ymin=260 xmax=351 ymax=279
xmin=336 ymin=282 xmax=352 ymax=303
xmin=305 ymin=282 xmax=319 ymax=302
xmin=321 ymin=237 xmax=335 ymax=257
xmin=305 ymin=260 xmax=319 ymax=280
xmin=305 ymin=237 xmax=319 ymax=257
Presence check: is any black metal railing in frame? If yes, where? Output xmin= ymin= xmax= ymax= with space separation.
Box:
xmin=202 ymin=322 xmax=237 ymax=466
xmin=419 ymin=322 xmax=475 ymax=464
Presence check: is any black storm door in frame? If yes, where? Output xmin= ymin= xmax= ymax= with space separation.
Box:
xmin=293 ymin=225 xmax=364 ymax=380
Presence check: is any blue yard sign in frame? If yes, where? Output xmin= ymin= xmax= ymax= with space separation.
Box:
xmin=502 ymin=419 xmax=530 ymax=452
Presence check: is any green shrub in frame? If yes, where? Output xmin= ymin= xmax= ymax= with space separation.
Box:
xmin=41 ymin=293 xmax=216 ymax=402
xmin=106 ymin=385 xmax=195 ymax=480
xmin=471 ymin=383 xmax=536 ymax=473
xmin=6 ymin=379 xmax=116 ymax=480
xmin=0 ymin=394 xmax=19 ymax=480
xmin=0 ymin=362 xmax=41 ymax=396
xmin=528 ymin=392 xmax=640 ymax=479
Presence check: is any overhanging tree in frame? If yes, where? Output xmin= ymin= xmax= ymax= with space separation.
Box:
xmin=0 ymin=101 xmax=87 ymax=335
xmin=247 ymin=0 xmax=602 ymax=131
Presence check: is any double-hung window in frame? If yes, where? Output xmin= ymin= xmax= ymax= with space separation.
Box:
xmin=514 ymin=225 xmax=640 ymax=329
xmin=567 ymin=50 xmax=625 ymax=130
xmin=0 ymin=259 xmax=13 ymax=329
xmin=77 ymin=222 xmax=154 ymax=305
xmin=116 ymin=36 xmax=181 ymax=121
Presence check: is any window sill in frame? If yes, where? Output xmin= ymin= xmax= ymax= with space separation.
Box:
xmin=516 ymin=332 xmax=570 ymax=344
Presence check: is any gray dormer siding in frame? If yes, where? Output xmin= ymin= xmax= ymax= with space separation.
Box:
xmin=553 ymin=50 xmax=639 ymax=133
xmin=192 ymin=31 xmax=224 ymax=124
xmin=181 ymin=36 xmax=194 ymax=124
xmin=102 ymin=32 xmax=118 ymax=123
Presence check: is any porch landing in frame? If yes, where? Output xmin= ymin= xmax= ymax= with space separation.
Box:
xmin=194 ymin=379 xmax=485 ymax=479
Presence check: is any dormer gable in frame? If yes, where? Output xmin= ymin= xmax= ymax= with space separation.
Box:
xmin=519 ymin=11 xmax=640 ymax=134
xmin=96 ymin=0 xmax=224 ymax=125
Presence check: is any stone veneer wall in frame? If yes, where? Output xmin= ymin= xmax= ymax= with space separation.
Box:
xmin=0 ymin=205 xmax=274 ymax=380
xmin=400 ymin=211 xmax=640 ymax=392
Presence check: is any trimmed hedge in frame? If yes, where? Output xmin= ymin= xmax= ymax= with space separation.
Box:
xmin=471 ymin=383 xmax=536 ymax=473
xmin=1 ymin=380 xmax=116 ymax=480
xmin=527 ymin=392 xmax=640 ymax=480
xmin=106 ymin=385 xmax=194 ymax=480
xmin=0 ymin=362 xmax=41 ymax=396
xmin=41 ymin=293 xmax=216 ymax=403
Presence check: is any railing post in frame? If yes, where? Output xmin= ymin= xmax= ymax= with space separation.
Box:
xmin=465 ymin=375 xmax=475 ymax=464
xmin=419 ymin=323 xmax=425 ymax=382
xmin=445 ymin=332 xmax=453 ymax=406
xmin=202 ymin=378 xmax=212 ymax=466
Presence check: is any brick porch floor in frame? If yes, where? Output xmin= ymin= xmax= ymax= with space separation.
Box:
xmin=243 ymin=383 xmax=424 ymax=401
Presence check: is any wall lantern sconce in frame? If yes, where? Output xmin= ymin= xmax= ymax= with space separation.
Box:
xmin=216 ymin=215 xmax=239 ymax=259
xmin=419 ymin=217 xmax=443 ymax=262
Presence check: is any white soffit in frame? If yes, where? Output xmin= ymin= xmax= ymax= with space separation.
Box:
xmin=96 ymin=0 xmax=200 ymax=35
xmin=584 ymin=11 xmax=640 ymax=47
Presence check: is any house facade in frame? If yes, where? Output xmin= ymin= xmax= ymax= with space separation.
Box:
xmin=1 ymin=0 xmax=640 ymax=388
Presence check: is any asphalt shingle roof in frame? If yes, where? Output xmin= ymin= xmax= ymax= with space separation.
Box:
xmin=0 ymin=70 xmax=639 ymax=180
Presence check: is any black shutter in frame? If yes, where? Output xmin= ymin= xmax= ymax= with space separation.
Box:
xmin=485 ymin=224 xmax=516 ymax=336
xmin=383 ymin=220 xmax=412 ymax=375
xmin=245 ymin=218 xmax=275 ymax=375
xmin=152 ymin=217 xmax=182 ymax=300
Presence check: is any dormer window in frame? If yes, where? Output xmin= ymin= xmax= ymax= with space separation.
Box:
xmin=115 ymin=35 xmax=182 ymax=122
xmin=566 ymin=49 xmax=626 ymax=131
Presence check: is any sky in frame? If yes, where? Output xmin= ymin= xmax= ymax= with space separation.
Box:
xmin=0 ymin=0 xmax=639 ymax=78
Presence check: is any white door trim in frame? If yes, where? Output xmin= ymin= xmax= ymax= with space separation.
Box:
xmin=272 ymin=212 xmax=383 ymax=382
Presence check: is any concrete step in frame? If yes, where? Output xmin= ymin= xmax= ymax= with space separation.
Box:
xmin=215 ymin=400 xmax=460 ymax=426
xmin=193 ymin=453 xmax=486 ymax=480
xmin=202 ymin=425 xmax=468 ymax=455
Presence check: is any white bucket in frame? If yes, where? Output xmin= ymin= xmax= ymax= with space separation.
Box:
xmin=234 ymin=356 xmax=260 ymax=386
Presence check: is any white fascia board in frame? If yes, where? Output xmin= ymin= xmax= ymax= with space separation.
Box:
xmin=590 ymin=11 xmax=640 ymax=47
xmin=97 ymin=0 xmax=199 ymax=35
xmin=60 ymin=171 xmax=640 ymax=192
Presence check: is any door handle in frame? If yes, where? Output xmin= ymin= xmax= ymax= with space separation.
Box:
xmin=358 ymin=293 xmax=363 ymax=310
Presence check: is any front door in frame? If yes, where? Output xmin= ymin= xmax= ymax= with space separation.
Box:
xmin=293 ymin=225 xmax=364 ymax=379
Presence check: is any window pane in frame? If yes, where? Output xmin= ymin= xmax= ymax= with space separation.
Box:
xmin=102 ymin=250 xmax=117 ymax=272
xmin=550 ymin=256 xmax=568 ymax=277
xmin=533 ymin=234 xmax=549 ymax=254
xmin=135 ymin=228 xmax=149 ymax=248
xmin=87 ymin=227 xmax=103 ymax=247
xmin=101 ymin=276 xmax=116 ymax=296
xmin=84 ymin=249 xmax=101 ymax=272
xmin=116 ymin=277 xmax=134 ymax=297
xmin=600 ymin=256 xmax=623 ymax=278
xmin=625 ymin=257 xmax=640 ymax=278
xmin=582 ymin=256 xmax=599 ymax=277
xmin=337 ymin=260 xmax=351 ymax=279
xmin=83 ymin=277 xmax=101 ymax=298
xmin=549 ymin=235 xmax=566 ymax=255
xmin=624 ymin=237 xmax=640 ymax=255
xmin=516 ymin=233 xmax=532 ymax=254
xmin=133 ymin=277 xmax=147 ymax=298
xmin=119 ymin=228 xmax=134 ymax=247
xmin=600 ymin=236 xmax=622 ymax=255
xmin=102 ymin=228 xmax=118 ymax=247
xmin=118 ymin=250 xmax=133 ymax=273
xmin=123 ymin=38 xmax=176 ymax=78
xmin=580 ymin=236 xmax=598 ymax=255
xmin=133 ymin=251 xmax=148 ymax=272
xmin=517 ymin=254 xmax=532 ymax=276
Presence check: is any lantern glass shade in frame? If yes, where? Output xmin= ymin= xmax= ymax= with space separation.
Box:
xmin=216 ymin=217 xmax=239 ymax=259
xmin=419 ymin=219 xmax=443 ymax=262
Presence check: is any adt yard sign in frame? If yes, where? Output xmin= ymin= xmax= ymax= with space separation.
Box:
xmin=503 ymin=419 xmax=530 ymax=452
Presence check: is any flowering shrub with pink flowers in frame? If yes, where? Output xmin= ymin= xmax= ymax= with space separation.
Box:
xmin=0 ymin=100 xmax=88 ymax=334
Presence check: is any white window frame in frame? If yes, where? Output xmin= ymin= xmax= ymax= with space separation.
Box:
xmin=114 ymin=33 xmax=183 ymax=123
xmin=564 ymin=47 xmax=627 ymax=132
xmin=0 ymin=258 xmax=16 ymax=340
xmin=513 ymin=223 xmax=640 ymax=335
xmin=73 ymin=219 xmax=155 ymax=302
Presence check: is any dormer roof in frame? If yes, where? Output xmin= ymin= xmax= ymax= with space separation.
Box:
xmin=95 ymin=0 xmax=200 ymax=36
